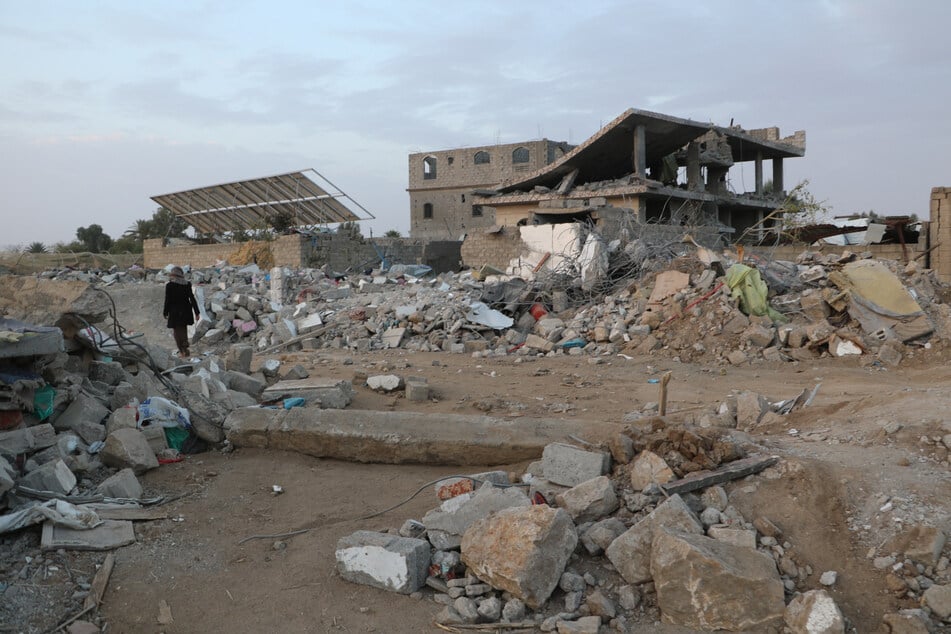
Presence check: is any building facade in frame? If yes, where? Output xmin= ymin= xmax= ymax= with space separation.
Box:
xmin=408 ymin=139 xmax=573 ymax=239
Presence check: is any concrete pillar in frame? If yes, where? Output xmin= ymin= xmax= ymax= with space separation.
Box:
xmin=755 ymin=151 xmax=763 ymax=194
xmin=632 ymin=125 xmax=647 ymax=177
xmin=686 ymin=142 xmax=701 ymax=191
xmin=772 ymin=158 xmax=784 ymax=193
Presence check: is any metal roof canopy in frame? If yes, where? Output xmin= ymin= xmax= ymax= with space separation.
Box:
xmin=151 ymin=169 xmax=374 ymax=235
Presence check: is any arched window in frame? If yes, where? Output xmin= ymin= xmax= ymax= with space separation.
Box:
xmin=423 ymin=156 xmax=437 ymax=180
xmin=512 ymin=147 xmax=530 ymax=164
xmin=423 ymin=203 xmax=433 ymax=219
xmin=474 ymin=151 xmax=490 ymax=165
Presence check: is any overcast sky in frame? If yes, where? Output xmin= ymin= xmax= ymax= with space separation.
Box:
xmin=2 ymin=0 xmax=949 ymax=249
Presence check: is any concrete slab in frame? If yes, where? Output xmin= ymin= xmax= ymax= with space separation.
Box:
xmin=225 ymin=408 xmax=623 ymax=466
xmin=41 ymin=519 xmax=136 ymax=551
xmin=261 ymin=378 xmax=354 ymax=409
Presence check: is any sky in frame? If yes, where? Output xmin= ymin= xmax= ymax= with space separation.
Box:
xmin=1 ymin=0 xmax=950 ymax=249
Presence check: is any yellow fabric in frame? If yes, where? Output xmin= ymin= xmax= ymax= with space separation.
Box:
xmin=725 ymin=264 xmax=787 ymax=323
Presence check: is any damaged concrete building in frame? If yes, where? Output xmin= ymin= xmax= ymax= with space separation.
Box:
xmin=408 ymin=140 xmax=574 ymax=240
xmin=457 ymin=108 xmax=805 ymax=271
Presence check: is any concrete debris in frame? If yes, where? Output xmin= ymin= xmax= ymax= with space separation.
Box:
xmin=785 ymin=589 xmax=845 ymax=634
xmin=335 ymin=531 xmax=430 ymax=594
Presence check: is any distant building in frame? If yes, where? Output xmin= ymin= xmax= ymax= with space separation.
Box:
xmin=408 ymin=139 xmax=573 ymax=240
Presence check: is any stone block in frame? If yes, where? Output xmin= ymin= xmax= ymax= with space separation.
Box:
xmin=226 ymin=345 xmax=253 ymax=374
xmin=423 ymin=484 xmax=530 ymax=550
xmin=888 ymin=524 xmax=947 ymax=565
xmin=554 ymin=475 xmax=619 ymax=523
xmin=785 ymin=589 xmax=845 ymax=634
xmin=541 ymin=443 xmax=610 ymax=487
xmin=21 ymin=458 xmax=76 ymax=495
xmin=296 ymin=313 xmax=324 ymax=335
xmin=100 ymin=428 xmax=159 ymax=475
xmin=736 ymin=391 xmax=770 ymax=430
xmin=405 ymin=378 xmax=430 ymax=402
xmin=744 ymin=324 xmax=775 ymax=348
xmin=225 ymin=371 xmax=266 ymax=399
xmin=580 ymin=517 xmax=627 ymax=556
xmin=140 ymin=425 xmax=169 ymax=454
xmin=54 ymin=394 xmax=109 ymax=434
xmin=629 ymin=450 xmax=674 ymax=490
xmin=71 ymin=418 xmax=106 ymax=445
xmin=556 ymin=616 xmax=600 ymax=633
xmin=0 ymin=455 xmax=14 ymax=497
xmin=524 ymin=334 xmax=554 ymax=352
xmin=0 ymin=423 xmax=57 ymax=457
xmin=88 ymin=361 xmax=130 ymax=386
xmin=463 ymin=340 xmax=488 ymax=353
xmin=605 ymin=494 xmax=703 ymax=584
xmin=651 ymin=529 xmax=785 ymax=631
xmin=381 ymin=327 xmax=406 ymax=349
xmin=434 ymin=471 xmax=510 ymax=500
xmin=461 ymin=505 xmax=577 ymax=608
xmin=335 ymin=531 xmax=430 ymax=594
xmin=97 ymin=468 xmax=143 ymax=499
xmin=800 ymin=292 xmax=831 ymax=322
xmin=881 ymin=610 xmax=933 ymax=633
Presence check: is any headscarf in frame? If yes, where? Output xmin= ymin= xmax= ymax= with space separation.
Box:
xmin=169 ymin=266 xmax=187 ymax=285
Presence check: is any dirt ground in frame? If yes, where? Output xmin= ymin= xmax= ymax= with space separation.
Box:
xmin=7 ymin=283 xmax=951 ymax=632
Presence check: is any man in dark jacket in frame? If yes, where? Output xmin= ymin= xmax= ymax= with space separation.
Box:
xmin=163 ymin=266 xmax=200 ymax=358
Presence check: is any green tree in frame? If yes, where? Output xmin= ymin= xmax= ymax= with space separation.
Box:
xmin=75 ymin=224 xmax=113 ymax=253
xmin=269 ymin=211 xmax=295 ymax=233
xmin=384 ymin=229 xmax=401 ymax=238
xmin=24 ymin=242 xmax=47 ymax=253
xmin=336 ymin=221 xmax=363 ymax=242
xmin=149 ymin=207 xmax=187 ymax=240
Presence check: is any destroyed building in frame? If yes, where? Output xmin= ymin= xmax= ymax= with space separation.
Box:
xmin=408 ymin=139 xmax=574 ymax=240
xmin=460 ymin=108 xmax=806 ymax=271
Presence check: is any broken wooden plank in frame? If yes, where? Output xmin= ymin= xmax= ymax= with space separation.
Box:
xmin=41 ymin=520 xmax=136 ymax=551
xmin=83 ymin=552 xmax=115 ymax=611
xmin=660 ymin=454 xmax=780 ymax=496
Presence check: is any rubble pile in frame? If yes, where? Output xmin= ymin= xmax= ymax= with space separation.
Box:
xmin=335 ymin=420 xmax=951 ymax=632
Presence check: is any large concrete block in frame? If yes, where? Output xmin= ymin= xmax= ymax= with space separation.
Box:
xmin=97 ymin=468 xmax=143 ymax=499
xmin=605 ymin=494 xmax=703 ymax=584
xmin=100 ymin=428 xmax=159 ymax=475
xmin=0 ymin=423 xmax=57 ymax=457
xmin=461 ymin=505 xmax=577 ymax=609
xmin=226 ymin=344 xmax=254 ymax=374
xmin=20 ymin=459 xmax=76 ymax=495
xmin=335 ymin=531 xmax=430 ymax=594
xmin=105 ymin=407 xmax=138 ymax=436
xmin=542 ymin=443 xmax=610 ymax=487
xmin=423 ymin=484 xmax=531 ymax=550
xmin=88 ymin=361 xmax=130 ymax=386
xmin=651 ymin=529 xmax=785 ymax=631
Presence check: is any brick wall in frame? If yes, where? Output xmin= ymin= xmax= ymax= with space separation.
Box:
xmin=143 ymin=234 xmax=305 ymax=269
xmin=748 ymin=241 xmax=925 ymax=263
xmin=460 ymin=227 xmax=524 ymax=270
xmin=930 ymin=187 xmax=951 ymax=281
xmin=409 ymin=139 xmax=571 ymax=240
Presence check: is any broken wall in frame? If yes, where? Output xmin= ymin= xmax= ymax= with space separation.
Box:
xmin=143 ymin=235 xmax=306 ymax=269
xmin=460 ymin=227 xmax=524 ymax=271
xmin=930 ymin=187 xmax=951 ymax=282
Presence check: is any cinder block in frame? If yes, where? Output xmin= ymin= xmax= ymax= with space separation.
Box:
xmin=405 ymin=378 xmax=430 ymax=402
xmin=335 ymin=531 xmax=430 ymax=594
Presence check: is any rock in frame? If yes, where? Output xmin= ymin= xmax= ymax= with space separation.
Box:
xmin=423 ymin=484 xmax=530 ymax=550
xmin=0 ymin=423 xmax=57 ymax=456
xmin=541 ymin=443 xmax=610 ymax=487
xmin=753 ymin=516 xmax=783 ymax=538
xmin=727 ymin=350 xmax=748 ymax=365
xmin=281 ymin=364 xmax=309 ymax=381
xmin=923 ymin=583 xmax=951 ymax=619
xmin=882 ymin=610 xmax=933 ymax=633
xmin=890 ymin=524 xmax=947 ymax=565
xmin=785 ymin=589 xmax=845 ymax=634
xmin=605 ymin=494 xmax=703 ymax=585
xmin=580 ymin=518 xmax=627 ymax=555
xmin=554 ymin=476 xmax=619 ymax=523
xmin=399 ymin=519 xmax=426 ymax=539
xmin=585 ymin=589 xmax=616 ymax=621
xmin=608 ymin=433 xmax=635 ymax=464
xmin=100 ymin=428 xmax=159 ymax=474
xmin=335 ymin=531 xmax=430 ymax=594
xmin=559 ymin=571 xmax=585 ymax=592
xmin=225 ymin=371 xmax=266 ymax=399
xmin=651 ymin=529 xmax=784 ymax=630
xmin=617 ymin=585 xmax=641 ymax=611
xmin=105 ymin=407 xmax=138 ymax=436
xmin=819 ymin=570 xmax=838 ymax=586
xmin=707 ymin=526 xmax=757 ymax=550
xmin=700 ymin=485 xmax=728 ymax=511
xmin=54 ymin=393 xmax=109 ymax=434
xmin=0 ymin=456 xmax=14 ymax=497
xmin=453 ymin=597 xmax=479 ymax=623
xmin=735 ymin=391 xmax=770 ymax=430
xmin=20 ymin=459 xmax=76 ymax=495
xmin=367 ymin=374 xmax=404 ymax=392
xmin=226 ymin=345 xmax=253 ymax=374
xmin=96 ymin=468 xmax=142 ymax=499
xmin=556 ymin=616 xmax=600 ymax=634
xmin=502 ymin=598 xmax=526 ymax=622
xmin=434 ymin=606 xmax=464 ymax=625
xmin=628 ymin=450 xmax=674 ymax=490
xmin=177 ymin=392 xmax=227 ymax=443
xmin=477 ymin=596 xmax=502 ymax=621
xmin=261 ymin=359 xmax=281 ymax=377
xmin=700 ymin=507 xmax=722 ymax=526
xmin=461 ymin=505 xmax=578 ymax=609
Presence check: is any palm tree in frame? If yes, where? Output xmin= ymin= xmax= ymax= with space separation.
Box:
xmin=25 ymin=242 xmax=47 ymax=253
